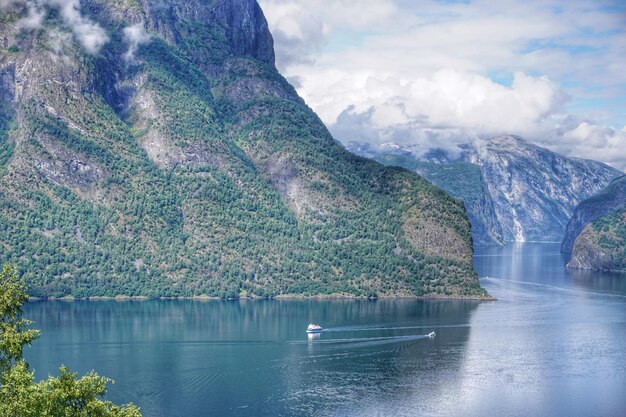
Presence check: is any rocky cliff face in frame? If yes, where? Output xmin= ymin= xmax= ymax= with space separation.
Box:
xmin=562 ymin=175 xmax=626 ymax=255
xmin=563 ymin=176 xmax=626 ymax=271
xmin=137 ymin=0 xmax=275 ymax=64
xmin=0 ymin=0 xmax=487 ymax=298
xmin=469 ymin=136 xmax=621 ymax=242
xmin=567 ymin=208 xmax=626 ymax=271
xmin=348 ymin=136 xmax=622 ymax=244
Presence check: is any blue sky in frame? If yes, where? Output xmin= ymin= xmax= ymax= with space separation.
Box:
xmin=259 ymin=0 xmax=626 ymax=170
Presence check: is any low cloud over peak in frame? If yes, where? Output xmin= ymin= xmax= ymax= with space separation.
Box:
xmin=123 ymin=22 xmax=151 ymax=62
xmin=3 ymin=0 xmax=109 ymax=55
xmin=259 ymin=0 xmax=626 ymax=171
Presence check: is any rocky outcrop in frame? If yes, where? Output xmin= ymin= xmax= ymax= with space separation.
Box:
xmin=563 ymin=176 xmax=626 ymax=271
xmin=103 ymin=0 xmax=275 ymax=65
xmin=562 ymin=175 xmax=626 ymax=255
xmin=209 ymin=0 xmax=275 ymax=64
xmin=567 ymin=208 xmax=626 ymax=271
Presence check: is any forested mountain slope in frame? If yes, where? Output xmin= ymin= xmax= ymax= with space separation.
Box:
xmin=564 ymin=176 xmax=626 ymax=271
xmin=0 ymin=0 xmax=487 ymax=298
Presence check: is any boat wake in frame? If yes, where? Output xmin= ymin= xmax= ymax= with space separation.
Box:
xmin=322 ymin=324 xmax=462 ymax=332
xmin=291 ymin=334 xmax=435 ymax=349
xmin=481 ymin=276 xmax=626 ymax=299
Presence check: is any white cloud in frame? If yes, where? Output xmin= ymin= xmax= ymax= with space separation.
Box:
xmin=0 ymin=0 xmax=23 ymax=8
xmin=559 ymin=122 xmax=626 ymax=169
xmin=17 ymin=3 xmax=46 ymax=29
xmin=290 ymin=66 xmax=570 ymax=139
xmin=258 ymin=2 xmax=327 ymax=71
xmin=327 ymin=69 xmax=570 ymax=154
xmin=48 ymin=0 xmax=108 ymax=54
xmin=123 ymin=22 xmax=151 ymax=62
xmin=259 ymin=0 xmax=406 ymax=72
xmin=259 ymin=0 xmax=626 ymax=171
xmin=8 ymin=0 xmax=109 ymax=54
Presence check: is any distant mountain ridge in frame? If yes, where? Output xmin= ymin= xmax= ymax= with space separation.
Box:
xmin=0 ymin=0 xmax=487 ymax=298
xmin=348 ymin=136 xmax=622 ymax=245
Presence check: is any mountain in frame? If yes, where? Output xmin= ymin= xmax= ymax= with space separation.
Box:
xmin=567 ymin=208 xmax=626 ymax=271
xmin=363 ymin=152 xmax=503 ymax=245
xmin=563 ymin=175 xmax=626 ymax=271
xmin=562 ymin=175 xmax=626 ymax=255
xmin=470 ymin=136 xmax=622 ymax=242
xmin=349 ymin=136 xmax=622 ymax=244
xmin=0 ymin=0 xmax=487 ymax=298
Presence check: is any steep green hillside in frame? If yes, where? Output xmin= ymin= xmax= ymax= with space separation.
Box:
xmin=373 ymin=154 xmax=503 ymax=245
xmin=0 ymin=0 xmax=488 ymax=298
xmin=565 ymin=175 xmax=626 ymax=271
xmin=568 ymin=208 xmax=626 ymax=271
xmin=562 ymin=175 xmax=626 ymax=255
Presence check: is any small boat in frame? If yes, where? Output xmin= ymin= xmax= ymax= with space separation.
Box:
xmin=306 ymin=323 xmax=323 ymax=333
xmin=428 ymin=331 xmax=436 ymax=338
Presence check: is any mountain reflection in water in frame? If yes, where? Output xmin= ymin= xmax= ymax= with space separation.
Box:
xmin=23 ymin=243 xmax=625 ymax=417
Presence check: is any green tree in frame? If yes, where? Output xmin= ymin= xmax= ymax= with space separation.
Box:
xmin=0 ymin=264 xmax=141 ymax=416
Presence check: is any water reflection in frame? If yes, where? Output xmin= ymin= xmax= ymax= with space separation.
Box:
xmin=465 ymin=243 xmax=626 ymax=417
xmin=475 ymin=242 xmax=626 ymax=297
xmin=568 ymin=268 xmax=626 ymax=294
xmin=21 ymin=243 xmax=625 ymax=416
xmin=24 ymin=299 xmax=480 ymax=417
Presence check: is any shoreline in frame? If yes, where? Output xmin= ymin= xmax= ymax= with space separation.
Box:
xmin=28 ymin=294 xmax=496 ymax=302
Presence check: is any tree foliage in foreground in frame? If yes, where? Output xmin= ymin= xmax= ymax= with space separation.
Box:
xmin=0 ymin=264 xmax=141 ymax=417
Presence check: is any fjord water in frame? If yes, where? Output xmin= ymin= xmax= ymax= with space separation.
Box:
xmin=24 ymin=243 xmax=626 ymax=417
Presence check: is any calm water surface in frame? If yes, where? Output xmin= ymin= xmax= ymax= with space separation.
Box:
xmin=24 ymin=243 xmax=626 ymax=416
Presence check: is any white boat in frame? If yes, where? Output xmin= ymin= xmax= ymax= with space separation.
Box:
xmin=428 ymin=331 xmax=436 ymax=338
xmin=306 ymin=323 xmax=323 ymax=333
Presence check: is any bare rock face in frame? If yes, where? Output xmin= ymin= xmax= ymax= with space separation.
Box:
xmin=134 ymin=0 xmax=274 ymax=64
xmin=469 ymin=136 xmax=622 ymax=242
xmin=35 ymin=135 xmax=105 ymax=196
xmin=131 ymin=87 xmax=223 ymax=169
xmin=264 ymin=154 xmax=317 ymax=217
xmin=210 ymin=0 xmax=275 ymax=64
